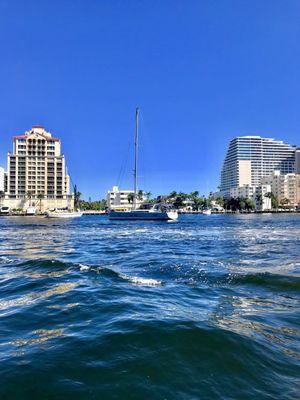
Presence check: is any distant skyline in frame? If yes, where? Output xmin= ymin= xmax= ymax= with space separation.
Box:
xmin=0 ymin=0 xmax=300 ymax=199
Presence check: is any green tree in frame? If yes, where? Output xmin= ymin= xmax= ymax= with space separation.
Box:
xmin=79 ymin=199 xmax=107 ymax=211
xmin=145 ymin=191 xmax=152 ymax=201
xmin=26 ymin=190 xmax=33 ymax=207
xmin=239 ymin=198 xmax=246 ymax=211
xmin=215 ymin=196 xmax=224 ymax=208
xmin=137 ymin=190 xmax=144 ymax=201
xmin=169 ymin=191 xmax=178 ymax=199
xmin=0 ymin=191 xmax=4 ymax=205
xmin=244 ymin=198 xmax=255 ymax=211
xmin=280 ymin=197 xmax=291 ymax=209
xmin=74 ymin=185 xmax=81 ymax=209
xmin=37 ymin=193 xmax=44 ymax=213
xmin=224 ymin=197 xmax=239 ymax=212
xmin=127 ymin=193 xmax=134 ymax=204
xmin=172 ymin=192 xmax=188 ymax=209
xmin=256 ymin=193 xmax=262 ymax=208
xmin=189 ymin=191 xmax=205 ymax=211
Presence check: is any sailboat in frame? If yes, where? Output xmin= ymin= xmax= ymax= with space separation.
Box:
xmin=108 ymin=108 xmax=178 ymax=221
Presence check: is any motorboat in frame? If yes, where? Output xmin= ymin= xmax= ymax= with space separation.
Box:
xmin=26 ymin=206 xmax=37 ymax=216
xmin=108 ymin=108 xmax=178 ymax=222
xmin=46 ymin=209 xmax=83 ymax=219
xmin=0 ymin=206 xmax=11 ymax=216
xmin=202 ymin=208 xmax=212 ymax=215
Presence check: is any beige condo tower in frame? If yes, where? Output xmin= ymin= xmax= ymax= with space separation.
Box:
xmin=3 ymin=126 xmax=74 ymax=212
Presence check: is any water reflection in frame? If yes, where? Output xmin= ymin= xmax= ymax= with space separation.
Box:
xmin=209 ymin=294 xmax=300 ymax=361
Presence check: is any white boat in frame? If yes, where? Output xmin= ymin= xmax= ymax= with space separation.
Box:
xmin=0 ymin=206 xmax=11 ymax=216
xmin=26 ymin=206 xmax=37 ymax=216
xmin=46 ymin=210 xmax=83 ymax=219
xmin=203 ymin=208 xmax=212 ymax=215
xmin=108 ymin=108 xmax=178 ymax=222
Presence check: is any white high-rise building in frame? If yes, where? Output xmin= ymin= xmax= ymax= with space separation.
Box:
xmin=3 ymin=126 xmax=73 ymax=211
xmin=220 ymin=136 xmax=297 ymax=196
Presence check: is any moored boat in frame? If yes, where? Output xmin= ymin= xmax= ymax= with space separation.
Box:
xmin=46 ymin=210 xmax=83 ymax=218
xmin=26 ymin=206 xmax=37 ymax=216
xmin=203 ymin=208 xmax=212 ymax=215
xmin=0 ymin=206 xmax=11 ymax=216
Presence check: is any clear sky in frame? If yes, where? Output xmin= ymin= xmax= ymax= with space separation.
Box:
xmin=0 ymin=0 xmax=299 ymax=199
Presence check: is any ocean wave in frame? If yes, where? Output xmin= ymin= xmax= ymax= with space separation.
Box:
xmin=225 ymin=271 xmax=300 ymax=291
xmin=3 ymin=258 xmax=299 ymax=292
xmin=79 ymin=263 xmax=163 ymax=286
xmin=121 ymin=275 xmax=163 ymax=286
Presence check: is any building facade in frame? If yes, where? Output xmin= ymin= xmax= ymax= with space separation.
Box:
xmin=107 ymin=186 xmax=147 ymax=210
xmin=296 ymin=148 xmax=300 ymax=174
xmin=229 ymin=184 xmax=272 ymax=211
xmin=261 ymin=171 xmax=300 ymax=208
xmin=3 ymin=126 xmax=73 ymax=211
xmin=220 ymin=136 xmax=297 ymax=196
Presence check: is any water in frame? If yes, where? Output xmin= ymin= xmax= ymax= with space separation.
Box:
xmin=0 ymin=214 xmax=299 ymax=399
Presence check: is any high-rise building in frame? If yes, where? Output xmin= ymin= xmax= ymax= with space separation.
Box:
xmin=220 ymin=136 xmax=297 ymax=196
xmin=4 ymin=126 xmax=73 ymax=211
xmin=296 ymin=148 xmax=300 ymax=174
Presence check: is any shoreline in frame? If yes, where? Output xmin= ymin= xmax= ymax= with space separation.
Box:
xmin=0 ymin=210 xmax=299 ymax=217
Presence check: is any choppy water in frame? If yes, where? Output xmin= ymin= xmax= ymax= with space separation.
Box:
xmin=0 ymin=214 xmax=299 ymax=399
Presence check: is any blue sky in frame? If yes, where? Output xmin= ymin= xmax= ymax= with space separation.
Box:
xmin=0 ymin=0 xmax=299 ymax=199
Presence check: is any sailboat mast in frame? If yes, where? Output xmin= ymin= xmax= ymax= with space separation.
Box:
xmin=133 ymin=107 xmax=139 ymax=210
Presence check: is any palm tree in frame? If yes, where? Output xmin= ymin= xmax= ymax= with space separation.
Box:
xmin=215 ymin=196 xmax=224 ymax=208
xmin=189 ymin=191 xmax=202 ymax=211
xmin=0 ymin=191 xmax=4 ymax=206
xmin=145 ymin=191 xmax=152 ymax=201
xmin=74 ymin=184 xmax=81 ymax=209
xmin=189 ymin=191 xmax=199 ymax=199
xmin=256 ymin=193 xmax=262 ymax=207
xmin=26 ymin=190 xmax=33 ymax=207
xmin=244 ymin=198 xmax=255 ymax=211
xmin=280 ymin=197 xmax=290 ymax=209
xmin=37 ymin=193 xmax=44 ymax=213
xmin=137 ymin=190 xmax=144 ymax=201
xmin=127 ymin=193 xmax=134 ymax=204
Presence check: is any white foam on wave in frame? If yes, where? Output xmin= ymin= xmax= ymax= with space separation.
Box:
xmin=123 ymin=275 xmax=163 ymax=286
xmin=78 ymin=264 xmax=163 ymax=286
xmin=0 ymin=256 xmax=20 ymax=265
xmin=79 ymin=264 xmax=90 ymax=271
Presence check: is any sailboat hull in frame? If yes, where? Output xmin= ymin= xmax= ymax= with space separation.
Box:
xmin=108 ymin=210 xmax=178 ymax=221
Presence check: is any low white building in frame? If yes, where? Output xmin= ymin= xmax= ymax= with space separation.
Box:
xmin=261 ymin=170 xmax=300 ymax=208
xmin=230 ymin=184 xmax=272 ymax=210
xmin=107 ymin=186 xmax=147 ymax=210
